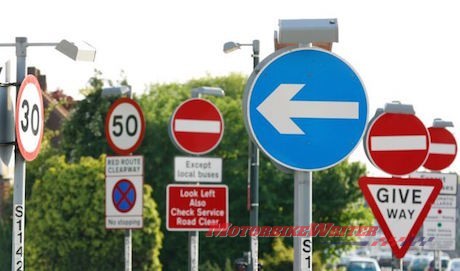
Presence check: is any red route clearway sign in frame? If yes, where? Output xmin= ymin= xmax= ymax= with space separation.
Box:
xmin=359 ymin=176 xmax=442 ymax=258
xmin=166 ymin=184 xmax=228 ymax=231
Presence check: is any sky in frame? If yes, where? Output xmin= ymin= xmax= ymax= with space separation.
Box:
xmin=1 ymin=0 xmax=459 ymax=174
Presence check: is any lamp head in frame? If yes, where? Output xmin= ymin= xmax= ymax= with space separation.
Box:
xmin=223 ymin=41 xmax=241 ymax=53
xmin=55 ymin=39 xmax=96 ymax=62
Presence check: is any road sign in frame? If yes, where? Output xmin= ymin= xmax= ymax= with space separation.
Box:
xmin=423 ymin=127 xmax=457 ymax=170
xmin=15 ymin=75 xmax=44 ymax=161
xmin=433 ymin=195 xmax=457 ymax=208
xmin=166 ymin=184 xmax=228 ymax=231
xmin=105 ymin=97 xmax=145 ymax=155
xmin=106 ymin=155 xmax=143 ymax=177
xmin=410 ymin=172 xmax=457 ymax=195
xmin=365 ymin=113 xmax=429 ymax=176
xmin=243 ymin=47 xmax=368 ymax=171
xmin=423 ymin=221 xmax=456 ymax=250
xmin=113 ymin=179 xmax=137 ymax=212
xmin=359 ymin=176 xmax=442 ymax=258
xmin=174 ymin=156 xmax=222 ymax=183
xmin=169 ymin=98 xmax=224 ymax=155
xmin=425 ymin=207 xmax=456 ymax=222
xmin=106 ymin=176 xmax=143 ymax=229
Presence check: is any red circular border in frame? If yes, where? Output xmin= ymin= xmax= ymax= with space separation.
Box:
xmin=112 ymin=179 xmax=136 ymax=213
xmin=365 ymin=112 xmax=430 ymax=176
xmin=105 ymin=97 xmax=146 ymax=155
xmin=169 ymin=98 xmax=224 ymax=155
xmin=15 ymin=75 xmax=45 ymax=161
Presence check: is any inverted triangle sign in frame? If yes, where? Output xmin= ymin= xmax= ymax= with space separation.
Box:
xmin=359 ymin=176 xmax=442 ymax=258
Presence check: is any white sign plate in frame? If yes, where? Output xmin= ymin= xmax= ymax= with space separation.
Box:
xmin=425 ymin=208 xmax=456 ymax=222
xmin=106 ymin=176 xmax=143 ymax=229
xmin=174 ymin=156 xmax=222 ymax=183
xmin=433 ymin=195 xmax=457 ymax=208
xmin=423 ymin=221 xmax=456 ymax=251
xmin=410 ymin=172 xmax=458 ymax=195
xmin=106 ymin=155 xmax=143 ymax=177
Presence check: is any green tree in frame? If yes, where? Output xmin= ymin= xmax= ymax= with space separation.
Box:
xmin=25 ymin=155 xmax=162 ymax=270
xmin=60 ymin=72 xmax=118 ymax=162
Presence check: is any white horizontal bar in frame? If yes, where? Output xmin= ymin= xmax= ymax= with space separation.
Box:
xmin=430 ymin=143 xmax=456 ymax=155
xmin=175 ymin=119 xmax=220 ymax=134
xmin=371 ymin=135 xmax=427 ymax=151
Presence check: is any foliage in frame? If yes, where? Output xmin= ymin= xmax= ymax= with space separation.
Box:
xmin=60 ymin=72 xmax=118 ymax=161
xmin=25 ymin=155 xmax=163 ymax=270
xmin=48 ymin=89 xmax=76 ymax=110
xmin=313 ymin=161 xmax=372 ymax=261
xmin=0 ymin=198 xmax=12 ymax=268
xmin=261 ymin=238 xmax=293 ymax=271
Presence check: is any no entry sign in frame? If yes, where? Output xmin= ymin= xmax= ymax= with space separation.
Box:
xmin=169 ymin=98 xmax=224 ymax=155
xmin=359 ymin=176 xmax=442 ymax=258
xmin=166 ymin=184 xmax=228 ymax=231
xmin=423 ymin=127 xmax=457 ymax=171
xmin=365 ymin=112 xmax=429 ymax=176
xmin=105 ymin=97 xmax=145 ymax=155
xmin=16 ymin=75 xmax=44 ymax=161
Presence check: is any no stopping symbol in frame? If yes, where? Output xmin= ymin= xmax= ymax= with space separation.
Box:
xmin=112 ymin=179 xmax=136 ymax=213
xmin=105 ymin=97 xmax=145 ymax=155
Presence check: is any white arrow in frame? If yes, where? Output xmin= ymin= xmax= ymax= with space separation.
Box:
xmin=256 ymin=84 xmax=360 ymax=135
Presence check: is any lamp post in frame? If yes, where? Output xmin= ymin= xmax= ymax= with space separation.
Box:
xmin=189 ymin=86 xmax=225 ymax=271
xmin=0 ymin=37 xmax=95 ymax=271
xmin=101 ymin=86 xmax=133 ymax=271
xmin=223 ymin=40 xmax=260 ymax=271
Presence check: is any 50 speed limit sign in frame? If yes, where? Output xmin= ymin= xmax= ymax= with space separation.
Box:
xmin=16 ymin=75 xmax=44 ymax=161
xmin=105 ymin=97 xmax=145 ymax=155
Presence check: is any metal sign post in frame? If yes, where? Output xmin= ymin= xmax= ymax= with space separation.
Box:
xmin=105 ymin=96 xmax=145 ymax=271
xmin=168 ymin=87 xmax=225 ymax=271
xmin=243 ymin=19 xmax=369 ymax=271
xmin=294 ymin=171 xmax=312 ymax=270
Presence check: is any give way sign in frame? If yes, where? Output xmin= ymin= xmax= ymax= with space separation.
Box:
xmin=359 ymin=176 xmax=442 ymax=258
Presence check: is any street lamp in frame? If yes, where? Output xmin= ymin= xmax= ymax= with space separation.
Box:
xmin=191 ymin=86 xmax=225 ymax=98
xmin=223 ymin=39 xmax=260 ymax=271
xmin=188 ymin=86 xmax=225 ymax=271
xmin=0 ymin=36 xmax=95 ymax=271
xmin=102 ymin=86 xmax=132 ymax=98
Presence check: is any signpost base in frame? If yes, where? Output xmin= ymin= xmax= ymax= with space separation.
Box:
xmin=125 ymin=229 xmax=132 ymax=271
xmin=294 ymin=171 xmax=312 ymax=271
xmin=189 ymin=231 xmax=198 ymax=271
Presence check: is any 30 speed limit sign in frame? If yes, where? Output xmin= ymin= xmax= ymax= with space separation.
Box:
xmin=15 ymin=75 xmax=44 ymax=161
xmin=105 ymin=97 xmax=145 ymax=155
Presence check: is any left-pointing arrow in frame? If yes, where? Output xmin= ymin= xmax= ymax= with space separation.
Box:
xmin=256 ymin=84 xmax=359 ymax=135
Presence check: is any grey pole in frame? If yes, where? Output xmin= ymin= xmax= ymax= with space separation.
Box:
xmin=189 ymin=91 xmax=200 ymax=271
xmin=12 ymin=37 xmax=27 ymax=271
xmin=293 ymin=171 xmax=312 ymax=271
xmin=125 ymin=89 xmax=134 ymax=271
xmin=125 ymin=229 xmax=132 ymax=271
xmin=248 ymin=40 xmax=260 ymax=271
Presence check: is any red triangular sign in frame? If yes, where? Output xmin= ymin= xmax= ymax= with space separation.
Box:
xmin=359 ymin=176 xmax=442 ymax=258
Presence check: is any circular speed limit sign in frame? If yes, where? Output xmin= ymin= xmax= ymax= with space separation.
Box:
xmin=15 ymin=75 xmax=44 ymax=161
xmin=105 ymin=97 xmax=145 ymax=155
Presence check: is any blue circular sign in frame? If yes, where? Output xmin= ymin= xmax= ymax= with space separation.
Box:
xmin=112 ymin=179 xmax=137 ymax=213
xmin=243 ymin=47 xmax=368 ymax=171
